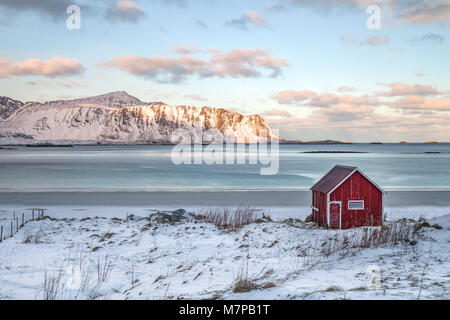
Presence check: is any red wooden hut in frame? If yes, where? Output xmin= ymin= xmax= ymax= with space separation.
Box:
xmin=310 ymin=165 xmax=385 ymax=229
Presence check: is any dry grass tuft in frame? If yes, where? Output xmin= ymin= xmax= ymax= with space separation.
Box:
xmin=195 ymin=207 xmax=263 ymax=231
xmin=23 ymin=230 xmax=43 ymax=244
xmin=41 ymin=270 xmax=63 ymax=300
xmin=233 ymin=262 xmax=274 ymax=293
xmin=96 ymin=255 xmax=116 ymax=284
xmin=320 ymin=221 xmax=419 ymax=257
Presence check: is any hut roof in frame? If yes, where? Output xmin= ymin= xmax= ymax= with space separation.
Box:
xmin=310 ymin=165 xmax=385 ymax=194
xmin=310 ymin=165 xmax=357 ymax=193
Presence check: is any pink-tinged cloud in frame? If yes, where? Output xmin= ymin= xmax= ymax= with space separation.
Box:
xmin=265 ymin=106 xmax=450 ymax=142
xmin=388 ymin=95 xmax=450 ymax=111
xmin=184 ymin=94 xmax=209 ymax=102
xmin=225 ymin=11 xmax=268 ymax=30
xmin=274 ymin=83 xmax=450 ymax=115
xmin=272 ymin=90 xmax=377 ymax=107
xmin=106 ymin=0 xmax=146 ymax=23
xmin=272 ymin=90 xmax=316 ymax=104
xmin=246 ymin=12 xmax=268 ymax=27
xmin=287 ymin=1 xmax=450 ymax=25
xmin=101 ymin=49 xmax=287 ymax=83
xmin=174 ymin=45 xmax=201 ymax=55
xmin=0 ymin=56 xmax=83 ymax=78
xmin=378 ymin=83 xmax=442 ymax=96
xmin=260 ymin=108 xmax=292 ymax=118
xmin=396 ymin=0 xmax=450 ymax=25
xmin=317 ymin=104 xmax=374 ymax=122
xmin=100 ymin=55 xmax=207 ymax=83
xmin=337 ymin=86 xmax=356 ymax=93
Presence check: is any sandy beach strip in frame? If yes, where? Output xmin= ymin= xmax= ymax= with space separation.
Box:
xmin=0 ymin=190 xmax=450 ymax=207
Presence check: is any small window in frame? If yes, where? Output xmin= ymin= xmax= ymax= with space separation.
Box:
xmin=348 ymin=200 xmax=364 ymax=210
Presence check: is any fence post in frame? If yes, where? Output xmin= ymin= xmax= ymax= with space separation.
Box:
xmin=22 ymin=213 xmax=24 ymax=227
xmin=10 ymin=222 xmax=13 ymax=237
xmin=16 ymin=217 xmax=19 ymax=232
xmin=13 ymin=211 xmax=15 ymax=221
xmin=0 ymin=226 xmax=3 ymax=242
xmin=32 ymin=210 xmax=34 ymax=221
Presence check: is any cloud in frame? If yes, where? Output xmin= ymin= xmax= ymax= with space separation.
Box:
xmin=284 ymin=1 xmax=450 ymax=25
xmin=337 ymin=86 xmax=356 ymax=92
xmin=289 ymin=0 xmax=370 ymax=14
xmin=272 ymin=90 xmax=377 ymax=108
xmin=25 ymin=79 xmax=87 ymax=88
xmin=100 ymin=55 xmax=206 ymax=83
xmin=271 ymin=90 xmax=316 ymax=104
xmin=395 ymin=0 xmax=450 ymax=25
xmin=273 ymin=84 xmax=450 ymax=115
xmin=100 ymin=49 xmax=288 ymax=83
xmin=378 ymin=83 xmax=442 ymax=97
xmin=269 ymin=81 xmax=450 ymax=141
xmin=315 ymin=104 xmax=374 ymax=122
xmin=225 ymin=11 xmax=268 ymax=30
xmin=195 ymin=19 xmax=208 ymax=30
xmin=410 ymin=33 xmax=445 ymax=44
xmin=340 ymin=33 xmax=390 ymax=46
xmin=106 ymin=0 xmax=145 ymax=23
xmin=184 ymin=94 xmax=209 ymax=102
xmin=267 ymin=3 xmax=286 ymax=12
xmin=174 ymin=45 xmax=201 ymax=55
xmin=387 ymin=95 xmax=450 ymax=111
xmin=266 ymin=106 xmax=450 ymax=142
xmin=260 ymin=108 xmax=292 ymax=118
xmin=0 ymin=56 xmax=83 ymax=78
xmin=0 ymin=0 xmax=74 ymax=20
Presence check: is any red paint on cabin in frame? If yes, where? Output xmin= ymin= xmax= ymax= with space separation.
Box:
xmin=311 ymin=165 xmax=384 ymax=229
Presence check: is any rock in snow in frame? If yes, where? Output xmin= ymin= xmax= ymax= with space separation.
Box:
xmin=0 ymin=91 xmax=281 ymax=144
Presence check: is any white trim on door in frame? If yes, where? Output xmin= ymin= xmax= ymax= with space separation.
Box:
xmin=329 ymin=201 xmax=342 ymax=230
xmin=327 ymin=194 xmax=330 ymax=227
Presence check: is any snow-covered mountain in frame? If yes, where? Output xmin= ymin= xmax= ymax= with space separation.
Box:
xmin=0 ymin=91 xmax=280 ymax=144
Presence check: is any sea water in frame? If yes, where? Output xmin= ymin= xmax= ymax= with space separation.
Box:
xmin=0 ymin=143 xmax=449 ymax=192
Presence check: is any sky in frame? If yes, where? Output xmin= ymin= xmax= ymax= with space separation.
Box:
xmin=0 ymin=0 xmax=449 ymax=142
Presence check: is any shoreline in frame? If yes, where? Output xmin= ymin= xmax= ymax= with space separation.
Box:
xmin=1 ymin=142 xmax=450 ymax=147
xmin=1 ymin=190 xmax=450 ymax=207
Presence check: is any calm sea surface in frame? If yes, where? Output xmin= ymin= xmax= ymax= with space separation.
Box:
xmin=0 ymin=144 xmax=449 ymax=192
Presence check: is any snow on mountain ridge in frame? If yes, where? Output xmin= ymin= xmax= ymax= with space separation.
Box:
xmin=0 ymin=91 xmax=281 ymax=144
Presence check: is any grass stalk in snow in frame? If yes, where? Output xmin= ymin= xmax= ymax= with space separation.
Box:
xmin=41 ymin=269 xmax=64 ymax=300
xmin=96 ymin=255 xmax=116 ymax=284
xmin=196 ymin=207 xmax=261 ymax=231
xmin=233 ymin=260 xmax=274 ymax=293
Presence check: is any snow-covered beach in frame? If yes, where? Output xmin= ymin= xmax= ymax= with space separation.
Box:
xmin=0 ymin=191 xmax=449 ymax=300
xmin=1 ymin=145 xmax=449 ymax=300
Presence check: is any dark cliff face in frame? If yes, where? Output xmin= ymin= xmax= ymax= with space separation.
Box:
xmin=0 ymin=97 xmax=24 ymax=120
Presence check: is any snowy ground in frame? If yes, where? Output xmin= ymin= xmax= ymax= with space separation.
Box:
xmin=0 ymin=206 xmax=449 ymax=300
